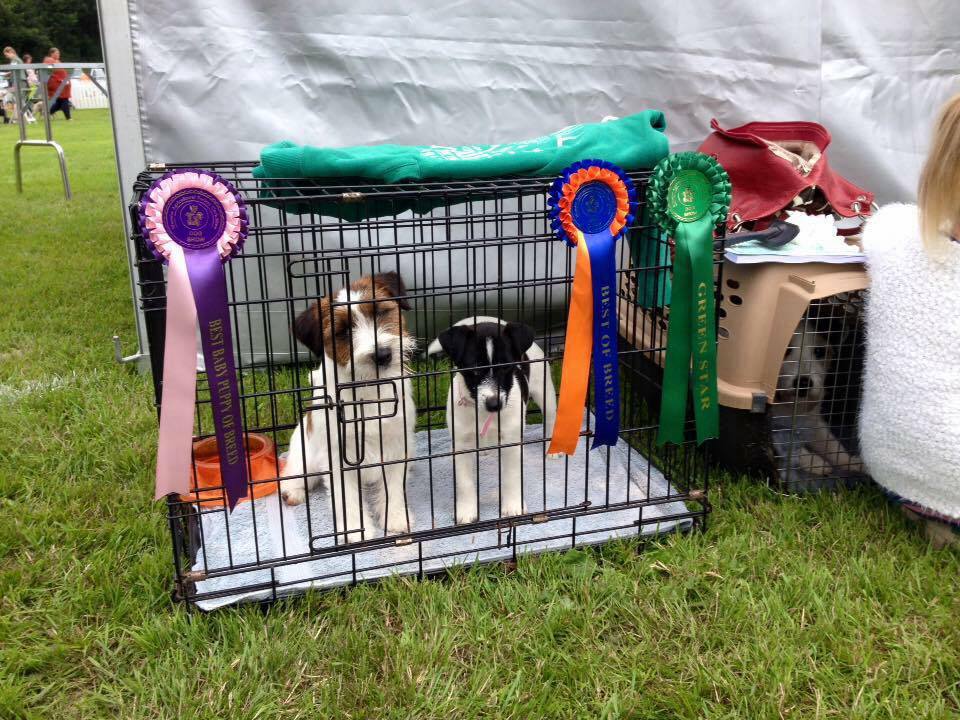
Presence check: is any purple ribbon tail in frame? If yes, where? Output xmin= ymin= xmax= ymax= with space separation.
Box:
xmin=183 ymin=248 xmax=248 ymax=509
xmin=584 ymin=231 xmax=620 ymax=448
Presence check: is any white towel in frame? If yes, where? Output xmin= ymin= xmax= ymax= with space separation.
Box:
xmin=188 ymin=417 xmax=691 ymax=610
xmin=859 ymin=203 xmax=960 ymax=520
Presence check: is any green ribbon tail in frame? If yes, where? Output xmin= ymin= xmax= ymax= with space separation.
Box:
xmin=657 ymin=215 xmax=719 ymax=445
xmin=685 ymin=216 xmax=719 ymax=443
xmin=657 ymin=228 xmax=693 ymax=445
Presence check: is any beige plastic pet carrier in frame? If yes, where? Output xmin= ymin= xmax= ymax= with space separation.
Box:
xmin=620 ymin=260 xmax=870 ymax=492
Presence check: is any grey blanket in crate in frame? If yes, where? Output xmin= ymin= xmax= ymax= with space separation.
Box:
xmin=189 ymin=416 xmax=692 ymax=610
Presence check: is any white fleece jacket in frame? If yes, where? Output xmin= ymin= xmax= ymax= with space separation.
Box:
xmin=859 ymin=203 xmax=960 ymax=519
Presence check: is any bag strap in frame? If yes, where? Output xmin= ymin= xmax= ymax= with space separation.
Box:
xmin=709 ymin=118 xmax=832 ymax=151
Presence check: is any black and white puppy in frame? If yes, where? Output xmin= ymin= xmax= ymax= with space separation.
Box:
xmin=427 ymin=316 xmax=557 ymax=523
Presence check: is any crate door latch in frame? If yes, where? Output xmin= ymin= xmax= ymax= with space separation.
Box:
xmin=335 ymin=379 xmax=401 ymax=466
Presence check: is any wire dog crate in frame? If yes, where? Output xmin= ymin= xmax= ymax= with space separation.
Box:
xmin=711 ymin=262 xmax=869 ymax=492
xmin=132 ymin=163 xmax=715 ymax=610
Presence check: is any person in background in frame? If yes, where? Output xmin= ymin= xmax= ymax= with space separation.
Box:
xmin=22 ymin=53 xmax=39 ymax=89
xmin=2 ymin=47 xmax=20 ymax=64
xmin=21 ymin=53 xmax=40 ymax=120
xmin=2 ymin=46 xmax=21 ymax=122
xmin=859 ymin=92 xmax=960 ymax=549
xmin=45 ymin=47 xmax=72 ymax=120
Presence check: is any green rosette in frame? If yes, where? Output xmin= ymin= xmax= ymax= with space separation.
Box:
xmin=646 ymin=152 xmax=731 ymax=446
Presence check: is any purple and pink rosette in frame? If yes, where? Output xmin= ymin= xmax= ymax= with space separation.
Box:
xmin=139 ymin=169 xmax=249 ymax=509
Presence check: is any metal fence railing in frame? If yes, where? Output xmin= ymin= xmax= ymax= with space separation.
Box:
xmin=4 ymin=62 xmax=108 ymax=199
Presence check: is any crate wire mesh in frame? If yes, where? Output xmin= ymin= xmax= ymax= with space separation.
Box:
xmin=769 ymin=291 xmax=867 ymax=492
xmin=131 ymin=162 xmax=714 ymax=609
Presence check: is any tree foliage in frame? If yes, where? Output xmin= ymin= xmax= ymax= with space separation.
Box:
xmin=0 ymin=0 xmax=102 ymax=62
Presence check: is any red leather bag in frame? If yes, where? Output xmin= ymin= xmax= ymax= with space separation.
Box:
xmin=698 ymin=119 xmax=873 ymax=231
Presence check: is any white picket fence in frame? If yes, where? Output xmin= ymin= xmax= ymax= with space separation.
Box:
xmin=70 ymin=78 xmax=109 ymax=109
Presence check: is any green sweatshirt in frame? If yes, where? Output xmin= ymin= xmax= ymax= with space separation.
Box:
xmin=253 ymin=110 xmax=671 ymax=305
xmin=254 ymin=110 xmax=669 ymax=187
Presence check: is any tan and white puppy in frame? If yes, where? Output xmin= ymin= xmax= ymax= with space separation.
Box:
xmin=772 ymin=320 xmax=863 ymax=476
xmin=279 ymin=272 xmax=416 ymax=542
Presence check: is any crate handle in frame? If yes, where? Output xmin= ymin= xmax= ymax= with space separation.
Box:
xmin=335 ymin=379 xmax=401 ymax=466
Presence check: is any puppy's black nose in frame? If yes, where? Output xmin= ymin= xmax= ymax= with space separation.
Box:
xmin=795 ymin=376 xmax=813 ymax=397
xmin=484 ymin=396 xmax=502 ymax=412
xmin=374 ymin=347 xmax=392 ymax=367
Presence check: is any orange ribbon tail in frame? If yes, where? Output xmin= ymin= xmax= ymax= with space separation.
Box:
xmin=549 ymin=234 xmax=594 ymax=455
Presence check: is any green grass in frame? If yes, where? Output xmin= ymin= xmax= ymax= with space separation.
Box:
xmin=1 ymin=110 xmax=959 ymax=719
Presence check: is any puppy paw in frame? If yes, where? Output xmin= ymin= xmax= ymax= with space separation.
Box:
xmin=335 ymin=510 xmax=375 ymax=545
xmin=384 ymin=507 xmax=415 ymax=535
xmin=847 ymin=456 xmax=866 ymax=475
xmin=279 ymin=480 xmax=307 ymax=506
xmin=455 ymin=502 xmax=479 ymax=526
xmin=805 ymin=458 xmax=833 ymax=477
xmin=500 ymin=497 xmax=525 ymax=518
xmin=336 ymin=528 xmax=367 ymax=545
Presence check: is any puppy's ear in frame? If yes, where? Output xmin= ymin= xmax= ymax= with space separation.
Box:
xmin=504 ymin=322 xmax=535 ymax=356
xmin=437 ymin=325 xmax=472 ymax=368
xmin=374 ymin=271 xmax=411 ymax=310
xmin=293 ymin=301 xmax=324 ymax=356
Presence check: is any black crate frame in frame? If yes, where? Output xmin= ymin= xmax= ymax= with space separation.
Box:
xmin=131 ymin=162 xmax=720 ymax=609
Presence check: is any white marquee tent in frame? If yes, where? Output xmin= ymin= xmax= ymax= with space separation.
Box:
xmin=97 ymin=0 xmax=960 ymax=361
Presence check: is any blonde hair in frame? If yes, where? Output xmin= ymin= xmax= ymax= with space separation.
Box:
xmin=918 ymin=93 xmax=960 ymax=251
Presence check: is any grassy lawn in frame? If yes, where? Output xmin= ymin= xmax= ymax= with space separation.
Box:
xmin=1 ymin=109 xmax=958 ymax=719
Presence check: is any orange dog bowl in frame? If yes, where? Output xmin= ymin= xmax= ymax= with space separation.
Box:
xmin=180 ymin=433 xmax=283 ymax=508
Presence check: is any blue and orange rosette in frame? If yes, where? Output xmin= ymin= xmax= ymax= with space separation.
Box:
xmin=547 ymin=160 xmax=637 ymax=454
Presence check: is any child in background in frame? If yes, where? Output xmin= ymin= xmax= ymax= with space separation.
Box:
xmin=22 ymin=53 xmax=39 ymax=89
xmin=859 ymin=93 xmax=960 ymax=549
xmin=21 ymin=54 xmax=40 ymax=121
